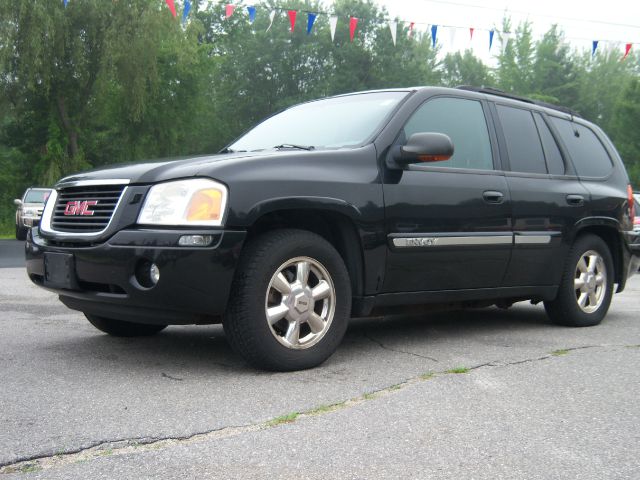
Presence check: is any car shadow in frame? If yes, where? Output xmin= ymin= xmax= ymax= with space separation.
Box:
xmin=41 ymin=302 xmax=555 ymax=376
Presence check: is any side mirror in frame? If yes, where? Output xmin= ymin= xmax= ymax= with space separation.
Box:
xmin=392 ymin=132 xmax=454 ymax=166
xmin=14 ymin=199 xmax=22 ymax=206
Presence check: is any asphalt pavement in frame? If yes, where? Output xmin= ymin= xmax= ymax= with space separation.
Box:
xmin=0 ymin=262 xmax=638 ymax=479
xmin=0 ymin=240 xmax=24 ymax=268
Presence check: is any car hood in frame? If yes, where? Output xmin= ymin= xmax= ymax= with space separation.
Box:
xmin=54 ymin=151 xmax=285 ymax=187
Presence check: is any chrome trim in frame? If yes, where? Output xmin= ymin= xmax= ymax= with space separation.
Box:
xmin=40 ymin=184 xmax=129 ymax=239
xmin=392 ymin=235 xmax=512 ymax=248
xmin=55 ymin=178 xmax=130 ymax=189
xmin=514 ymin=235 xmax=552 ymax=245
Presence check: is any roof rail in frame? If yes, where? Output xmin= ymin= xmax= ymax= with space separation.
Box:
xmin=456 ymin=85 xmax=581 ymax=118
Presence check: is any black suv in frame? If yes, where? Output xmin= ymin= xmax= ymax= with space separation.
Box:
xmin=26 ymin=86 xmax=640 ymax=371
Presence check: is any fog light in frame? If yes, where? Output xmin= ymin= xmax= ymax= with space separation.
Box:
xmin=149 ymin=263 xmax=160 ymax=285
xmin=178 ymin=234 xmax=213 ymax=247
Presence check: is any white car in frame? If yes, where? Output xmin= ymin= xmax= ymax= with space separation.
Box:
xmin=14 ymin=188 xmax=52 ymax=240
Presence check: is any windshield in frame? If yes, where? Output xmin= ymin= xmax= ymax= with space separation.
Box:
xmin=228 ymin=91 xmax=408 ymax=152
xmin=24 ymin=190 xmax=50 ymax=203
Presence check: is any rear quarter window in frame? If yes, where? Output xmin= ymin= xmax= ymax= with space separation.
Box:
xmin=549 ymin=117 xmax=613 ymax=178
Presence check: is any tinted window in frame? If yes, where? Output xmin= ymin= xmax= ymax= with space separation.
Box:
xmin=403 ymin=97 xmax=493 ymax=170
xmin=229 ymin=91 xmax=408 ymax=151
xmin=533 ymin=113 xmax=565 ymax=175
xmin=550 ymin=117 xmax=613 ymax=177
xmin=496 ymin=105 xmax=547 ymax=174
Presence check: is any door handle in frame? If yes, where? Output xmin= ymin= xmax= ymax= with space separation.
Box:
xmin=566 ymin=194 xmax=584 ymax=206
xmin=483 ymin=191 xmax=504 ymax=204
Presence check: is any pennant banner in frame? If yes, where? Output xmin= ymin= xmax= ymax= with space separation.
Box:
xmin=63 ymin=0 xmax=68 ymax=7
xmin=623 ymin=43 xmax=632 ymax=61
xmin=288 ymin=10 xmax=297 ymax=32
xmin=247 ymin=6 xmax=256 ymax=24
xmin=225 ymin=4 xmax=235 ymax=19
xmin=307 ymin=13 xmax=317 ymax=35
xmin=266 ymin=10 xmax=276 ymax=32
xmin=500 ymin=32 xmax=513 ymax=54
xmin=448 ymin=26 xmax=457 ymax=48
xmin=182 ymin=0 xmax=191 ymax=24
xmin=431 ymin=24 xmax=438 ymax=48
xmin=165 ymin=0 xmax=176 ymax=18
xmin=592 ymin=40 xmax=599 ymax=57
xmin=329 ymin=16 xmax=338 ymax=41
xmin=408 ymin=22 xmax=415 ymax=38
xmin=489 ymin=29 xmax=495 ymax=51
xmin=470 ymin=27 xmax=474 ymax=41
xmin=389 ymin=21 xmax=397 ymax=46
xmin=349 ymin=17 xmax=359 ymax=42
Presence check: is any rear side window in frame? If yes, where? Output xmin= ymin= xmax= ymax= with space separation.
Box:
xmin=496 ymin=105 xmax=547 ymax=174
xmin=549 ymin=117 xmax=613 ymax=178
xmin=533 ymin=113 xmax=565 ymax=175
xmin=403 ymin=97 xmax=494 ymax=170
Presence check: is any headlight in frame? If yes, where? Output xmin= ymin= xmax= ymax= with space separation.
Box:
xmin=137 ymin=179 xmax=228 ymax=226
xmin=23 ymin=207 xmax=39 ymax=216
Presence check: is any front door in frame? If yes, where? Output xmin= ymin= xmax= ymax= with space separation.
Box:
xmin=382 ymin=96 xmax=513 ymax=293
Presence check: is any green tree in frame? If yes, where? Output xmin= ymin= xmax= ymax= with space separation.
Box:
xmin=441 ymin=50 xmax=492 ymax=87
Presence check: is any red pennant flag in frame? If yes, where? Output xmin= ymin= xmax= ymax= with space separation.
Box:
xmin=469 ymin=27 xmax=474 ymax=40
xmin=225 ymin=4 xmax=235 ymax=19
xmin=409 ymin=22 xmax=415 ymax=38
xmin=623 ymin=43 xmax=632 ymax=61
xmin=165 ymin=0 xmax=176 ymax=17
xmin=288 ymin=10 xmax=297 ymax=32
xmin=349 ymin=17 xmax=358 ymax=42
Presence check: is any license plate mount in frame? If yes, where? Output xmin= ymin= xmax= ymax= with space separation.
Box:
xmin=44 ymin=253 xmax=78 ymax=290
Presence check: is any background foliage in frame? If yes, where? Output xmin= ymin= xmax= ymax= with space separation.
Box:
xmin=1 ymin=0 xmax=639 ymax=234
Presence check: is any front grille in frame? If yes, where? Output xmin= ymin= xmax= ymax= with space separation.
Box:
xmin=51 ymin=184 xmax=126 ymax=233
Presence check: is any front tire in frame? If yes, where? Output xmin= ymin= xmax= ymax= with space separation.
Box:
xmin=224 ymin=229 xmax=351 ymax=371
xmin=15 ymin=224 xmax=27 ymax=241
xmin=85 ymin=314 xmax=167 ymax=337
xmin=544 ymin=234 xmax=614 ymax=327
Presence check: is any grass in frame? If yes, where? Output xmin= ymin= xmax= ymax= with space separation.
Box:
xmin=445 ymin=367 xmax=470 ymax=374
xmin=420 ymin=372 xmax=435 ymax=380
xmin=551 ymin=349 xmax=570 ymax=356
xmin=0 ymin=233 xmax=14 ymax=239
xmin=267 ymin=412 xmax=299 ymax=427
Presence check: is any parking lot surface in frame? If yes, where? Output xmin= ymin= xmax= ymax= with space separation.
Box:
xmin=0 ymin=248 xmax=638 ymax=478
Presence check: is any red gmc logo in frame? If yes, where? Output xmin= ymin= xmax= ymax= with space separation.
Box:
xmin=64 ymin=200 xmax=98 ymax=216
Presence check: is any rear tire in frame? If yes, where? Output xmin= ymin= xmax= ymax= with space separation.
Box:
xmin=544 ymin=234 xmax=614 ymax=327
xmin=224 ymin=229 xmax=351 ymax=371
xmin=85 ymin=314 xmax=167 ymax=337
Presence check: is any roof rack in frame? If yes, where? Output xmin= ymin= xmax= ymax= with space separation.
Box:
xmin=456 ymin=85 xmax=581 ymax=118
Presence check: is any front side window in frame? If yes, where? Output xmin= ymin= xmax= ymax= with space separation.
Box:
xmin=402 ymin=97 xmax=494 ymax=170
xmin=228 ymin=91 xmax=408 ymax=152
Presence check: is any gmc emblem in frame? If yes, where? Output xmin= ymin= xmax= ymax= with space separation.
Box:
xmin=64 ymin=200 xmax=98 ymax=216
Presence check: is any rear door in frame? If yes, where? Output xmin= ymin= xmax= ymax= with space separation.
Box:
xmin=491 ymin=104 xmax=589 ymax=287
xmin=382 ymin=96 xmax=513 ymax=292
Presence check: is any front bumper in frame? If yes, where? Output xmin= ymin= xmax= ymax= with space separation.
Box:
xmin=26 ymin=227 xmax=246 ymax=325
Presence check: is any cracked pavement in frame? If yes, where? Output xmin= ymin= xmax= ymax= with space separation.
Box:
xmin=0 ymin=245 xmax=639 ymax=478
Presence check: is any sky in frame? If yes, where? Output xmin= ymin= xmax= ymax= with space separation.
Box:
xmin=325 ymin=0 xmax=640 ymax=61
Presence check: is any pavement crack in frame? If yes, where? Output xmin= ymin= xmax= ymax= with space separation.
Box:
xmin=363 ymin=331 xmax=439 ymax=362
xmin=161 ymin=372 xmax=184 ymax=381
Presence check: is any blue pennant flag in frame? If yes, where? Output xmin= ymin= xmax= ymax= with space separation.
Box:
xmin=307 ymin=13 xmax=317 ymax=35
xmin=182 ymin=0 xmax=191 ymax=24
xmin=489 ymin=30 xmax=495 ymax=51
xmin=592 ymin=40 xmax=599 ymax=57
xmin=431 ymin=24 xmax=438 ymax=47
xmin=63 ymin=0 xmax=68 ymax=6
xmin=247 ymin=6 xmax=256 ymax=24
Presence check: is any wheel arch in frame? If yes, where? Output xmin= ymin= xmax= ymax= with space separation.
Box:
xmin=243 ymin=204 xmax=365 ymax=300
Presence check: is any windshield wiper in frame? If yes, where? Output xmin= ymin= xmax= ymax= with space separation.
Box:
xmin=273 ymin=144 xmax=315 ymax=151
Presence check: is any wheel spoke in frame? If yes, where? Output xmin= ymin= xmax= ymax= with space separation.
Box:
xmin=577 ymin=257 xmax=588 ymax=274
xmin=574 ymin=277 xmax=585 ymax=290
xmin=306 ymin=312 xmax=325 ymax=334
xmin=284 ymin=321 xmax=300 ymax=345
xmin=595 ymin=274 xmax=605 ymax=286
xmin=311 ymin=280 xmax=331 ymax=301
xmin=296 ymin=261 xmax=310 ymax=287
xmin=586 ymin=255 xmax=598 ymax=274
xmin=577 ymin=292 xmax=588 ymax=308
xmin=272 ymin=273 xmax=292 ymax=294
xmin=588 ymin=291 xmax=598 ymax=307
xmin=267 ymin=304 xmax=289 ymax=325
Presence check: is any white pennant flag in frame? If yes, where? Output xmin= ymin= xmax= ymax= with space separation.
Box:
xmin=500 ymin=32 xmax=513 ymax=54
xmin=266 ymin=10 xmax=276 ymax=32
xmin=389 ymin=21 xmax=397 ymax=46
xmin=329 ymin=15 xmax=338 ymax=41
xmin=448 ymin=27 xmax=457 ymax=49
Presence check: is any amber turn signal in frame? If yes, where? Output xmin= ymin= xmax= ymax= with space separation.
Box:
xmin=186 ymin=189 xmax=222 ymax=221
